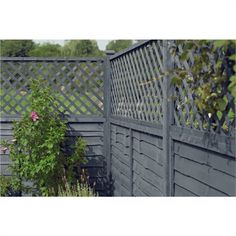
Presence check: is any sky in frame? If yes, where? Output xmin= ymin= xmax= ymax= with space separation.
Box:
xmin=34 ymin=40 xmax=110 ymax=50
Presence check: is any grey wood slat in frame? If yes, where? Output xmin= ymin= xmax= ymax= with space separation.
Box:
xmin=68 ymin=123 xmax=103 ymax=131
xmin=125 ymin=53 xmax=142 ymax=120
xmin=137 ymin=47 xmax=154 ymax=122
xmin=152 ymin=41 xmax=165 ymax=73
xmin=131 ymin=50 xmax=150 ymax=121
xmin=133 ymin=139 xmax=164 ymax=166
xmin=174 ymin=154 xmax=236 ymax=196
xmin=120 ymin=55 xmax=138 ymax=120
xmin=111 ymin=155 xmax=130 ymax=178
xmin=133 ymin=172 xmax=163 ymax=196
xmin=135 ymin=49 xmax=153 ymax=122
xmin=174 ymin=142 xmax=236 ymax=177
xmin=51 ymin=60 xmax=104 ymax=114
xmin=139 ymin=47 xmax=159 ymax=122
xmin=58 ymin=61 xmax=104 ymax=113
xmin=133 ymin=159 xmax=164 ymax=193
xmin=132 ymin=184 xmax=147 ymax=196
xmin=112 ymin=59 xmax=129 ymax=117
xmin=111 ymin=59 xmax=126 ymax=117
xmin=174 ymin=184 xmax=198 ymax=196
xmin=174 ymin=171 xmax=228 ymax=196
xmin=110 ymin=63 xmax=121 ymax=116
xmin=115 ymin=57 xmax=133 ymax=118
xmin=74 ymin=61 xmax=104 ymax=102
xmin=132 ymin=149 xmax=164 ymax=178
xmin=111 ymin=146 xmax=130 ymax=166
xmin=132 ymin=131 xmax=163 ymax=149
xmin=111 ymin=165 xmax=130 ymax=191
xmin=143 ymin=46 xmax=163 ymax=123
xmin=116 ymin=57 xmax=134 ymax=119
xmin=109 ymin=40 xmax=151 ymax=60
xmin=171 ymin=126 xmax=235 ymax=157
xmin=110 ymin=117 xmax=163 ymax=137
xmin=128 ymin=51 xmax=147 ymax=121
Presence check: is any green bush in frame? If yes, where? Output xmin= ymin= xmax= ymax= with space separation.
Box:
xmin=0 ymin=78 xmax=87 ymax=196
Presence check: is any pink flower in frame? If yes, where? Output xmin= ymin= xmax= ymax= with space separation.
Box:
xmin=0 ymin=146 xmax=8 ymax=154
xmin=30 ymin=111 xmax=39 ymax=122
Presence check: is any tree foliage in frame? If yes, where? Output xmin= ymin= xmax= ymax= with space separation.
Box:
xmin=62 ymin=40 xmax=104 ymax=57
xmin=0 ymin=40 xmax=105 ymax=57
xmin=106 ymin=40 xmax=133 ymax=52
xmin=28 ymin=43 xmax=62 ymax=57
xmin=0 ymin=40 xmax=34 ymax=57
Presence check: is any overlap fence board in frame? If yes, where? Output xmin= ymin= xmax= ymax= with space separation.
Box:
xmin=1 ymin=40 xmax=236 ymax=197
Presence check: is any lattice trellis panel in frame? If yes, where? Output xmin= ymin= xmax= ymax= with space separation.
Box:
xmin=110 ymin=41 xmax=165 ymax=124
xmin=0 ymin=58 xmax=105 ymax=116
xmin=172 ymin=43 xmax=235 ymax=135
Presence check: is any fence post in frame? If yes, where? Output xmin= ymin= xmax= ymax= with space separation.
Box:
xmin=162 ymin=40 xmax=174 ymax=196
xmin=129 ymin=128 xmax=133 ymax=196
xmin=104 ymin=50 xmax=115 ymax=196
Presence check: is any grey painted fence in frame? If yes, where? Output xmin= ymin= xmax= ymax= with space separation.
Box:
xmin=109 ymin=40 xmax=236 ymax=196
xmin=0 ymin=40 xmax=236 ymax=196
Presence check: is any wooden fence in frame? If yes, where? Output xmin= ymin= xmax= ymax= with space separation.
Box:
xmin=0 ymin=40 xmax=235 ymax=196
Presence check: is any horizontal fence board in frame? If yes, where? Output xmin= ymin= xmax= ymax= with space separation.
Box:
xmin=174 ymin=171 xmax=228 ymax=196
xmin=111 ymin=137 xmax=130 ymax=155
xmin=174 ymin=142 xmax=236 ymax=177
xmin=133 ymin=172 xmax=163 ymax=196
xmin=110 ymin=117 xmax=163 ymax=137
xmin=174 ymin=154 xmax=236 ymax=196
xmin=112 ymin=166 xmax=130 ymax=192
xmin=132 ymin=149 xmax=164 ymax=178
xmin=174 ymin=184 xmax=197 ymax=196
xmin=111 ymin=145 xmax=130 ymax=166
xmin=171 ymin=126 xmax=235 ymax=157
xmin=132 ymin=138 xmax=163 ymax=165
xmin=132 ymin=131 xmax=163 ymax=149
xmin=133 ymin=185 xmax=147 ymax=197
xmin=133 ymin=159 xmax=164 ymax=193
xmin=68 ymin=123 xmax=104 ymax=132
xmin=111 ymin=154 xmax=130 ymax=178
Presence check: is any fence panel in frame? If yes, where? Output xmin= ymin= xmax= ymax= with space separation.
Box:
xmin=109 ymin=40 xmax=236 ymax=196
xmin=0 ymin=57 xmax=105 ymax=117
xmin=1 ymin=41 xmax=236 ymax=197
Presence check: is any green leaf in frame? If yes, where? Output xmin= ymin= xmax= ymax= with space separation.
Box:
xmin=213 ymin=40 xmax=227 ymax=48
xmin=215 ymin=98 xmax=227 ymax=111
xmin=217 ymin=111 xmax=223 ymax=120
xmin=233 ymin=65 xmax=236 ymax=72
xmin=228 ymin=83 xmax=236 ymax=98
xmin=171 ymin=77 xmax=182 ymax=86
xmin=230 ymin=75 xmax=236 ymax=83
xmin=229 ymin=54 xmax=236 ymax=61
